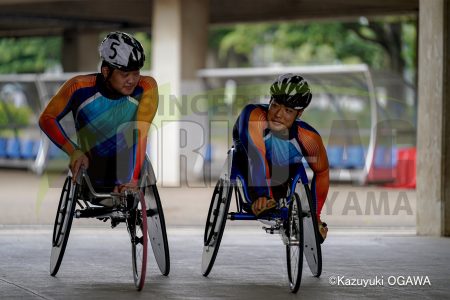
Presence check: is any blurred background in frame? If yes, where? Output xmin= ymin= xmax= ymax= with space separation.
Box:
xmin=0 ymin=0 xmax=446 ymax=236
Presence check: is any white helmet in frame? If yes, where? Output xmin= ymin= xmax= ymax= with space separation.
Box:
xmin=99 ymin=31 xmax=145 ymax=71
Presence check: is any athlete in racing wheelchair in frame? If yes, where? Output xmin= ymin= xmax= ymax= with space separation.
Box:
xmin=202 ymin=74 xmax=330 ymax=293
xmin=39 ymin=32 xmax=169 ymax=290
xmin=49 ymin=157 xmax=169 ymax=291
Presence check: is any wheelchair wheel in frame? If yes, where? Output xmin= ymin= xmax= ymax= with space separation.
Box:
xmin=127 ymin=191 xmax=148 ymax=291
xmin=286 ymin=193 xmax=304 ymax=293
xmin=201 ymin=178 xmax=232 ymax=276
xmin=297 ymin=184 xmax=322 ymax=277
xmin=142 ymin=179 xmax=170 ymax=276
xmin=50 ymin=176 xmax=79 ymax=276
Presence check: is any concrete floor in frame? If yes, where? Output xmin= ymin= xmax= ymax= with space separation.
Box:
xmin=0 ymin=169 xmax=417 ymax=228
xmin=0 ymin=226 xmax=449 ymax=300
xmin=0 ymin=169 xmax=447 ymax=299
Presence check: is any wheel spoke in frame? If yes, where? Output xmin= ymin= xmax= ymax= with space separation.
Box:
xmin=135 ymin=236 xmax=144 ymax=245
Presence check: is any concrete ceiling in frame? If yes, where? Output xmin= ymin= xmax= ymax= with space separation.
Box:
xmin=210 ymin=0 xmax=419 ymax=24
xmin=0 ymin=0 xmax=419 ymax=37
xmin=0 ymin=0 xmax=153 ymax=36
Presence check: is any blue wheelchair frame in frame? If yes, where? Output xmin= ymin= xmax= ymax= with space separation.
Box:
xmin=227 ymin=147 xmax=312 ymax=223
xmin=202 ymin=146 xmax=322 ymax=293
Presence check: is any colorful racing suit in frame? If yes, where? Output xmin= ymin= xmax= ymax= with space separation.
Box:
xmin=233 ymin=104 xmax=329 ymax=219
xmin=39 ymin=73 xmax=158 ymax=190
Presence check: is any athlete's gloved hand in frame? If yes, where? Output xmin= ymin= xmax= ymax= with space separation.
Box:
xmin=251 ymin=196 xmax=277 ymax=216
xmin=114 ymin=181 xmax=139 ymax=194
xmin=69 ymin=149 xmax=89 ymax=182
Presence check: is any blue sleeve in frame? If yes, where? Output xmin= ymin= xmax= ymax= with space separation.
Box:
xmin=236 ymin=105 xmax=271 ymax=198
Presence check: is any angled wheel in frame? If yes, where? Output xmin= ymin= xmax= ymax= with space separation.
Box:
xmin=50 ymin=176 xmax=79 ymax=276
xmin=201 ymin=178 xmax=232 ymax=276
xmin=286 ymin=193 xmax=304 ymax=293
xmin=296 ymin=184 xmax=322 ymax=277
xmin=127 ymin=191 xmax=148 ymax=291
xmin=142 ymin=178 xmax=170 ymax=276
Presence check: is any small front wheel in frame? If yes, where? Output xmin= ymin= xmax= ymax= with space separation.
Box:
xmin=286 ymin=193 xmax=304 ymax=293
xmin=127 ymin=191 xmax=148 ymax=291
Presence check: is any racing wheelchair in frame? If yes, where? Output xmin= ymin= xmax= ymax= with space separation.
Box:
xmin=202 ymin=147 xmax=322 ymax=293
xmin=50 ymin=156 xmax=170 ymax=291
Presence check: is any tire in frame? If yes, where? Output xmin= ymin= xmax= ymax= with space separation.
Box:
xmin=297 ymin=185 xmax=322 ymax=277
xmin=50 ymin=176 xmax=78 ymax=276
xmin=203 ymin=180 xmax=222 ymax=246
xmin=142 ymin=179 xmax=170 ymax=276
xmin=286 ymin=193 xmax=304 ymax=293
xmin=128 ymin=191 xmax=148 ymax=291
xmin=201 ymin=178 xmax=232 ymax=276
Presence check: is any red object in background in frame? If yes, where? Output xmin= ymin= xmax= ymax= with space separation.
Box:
xmin=385 ymin=147 xmax=416 ymax=189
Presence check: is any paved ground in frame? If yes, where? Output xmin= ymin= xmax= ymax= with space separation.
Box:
xmin=1 ymin=169 xmax=447 ymax=299
xmin=0 ymin=169 xmax=416 ymax=228
xmin=0 ymin=227 xmax=449 ymax=300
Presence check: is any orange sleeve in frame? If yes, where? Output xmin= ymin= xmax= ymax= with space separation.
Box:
xmin=131 ymin=76 xmax=159 ymax=182
xmin=39 ymin=75 xmax=95 ymax=156
xmin=243 ymin=107 xmax=272 ymax=197
xmin=298 ymin=126 xmax=329 ymax=219
xmin=248 ymin=108 xmax=272 ymax=188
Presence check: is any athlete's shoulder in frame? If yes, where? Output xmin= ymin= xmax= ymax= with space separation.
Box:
xmin=296 ymin=120 xmax=321 ymax=136
xmin=239 ymin=104 xmax=268 ymax=122
xmin=138 ymin=75 xmax=158 ymax=89
xmin=242 ymin=103 xmax=268 ymax=114
xmin=67 ymin=74 xmax=96 ymax=87
xmin=54 ymin=74 xmax=96 ymax=98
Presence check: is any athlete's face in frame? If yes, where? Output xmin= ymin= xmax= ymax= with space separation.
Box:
xmin=102 ymin=67 xmax=140 ymax=96
xmin=267 ymin=100 xmax=303 ymax=132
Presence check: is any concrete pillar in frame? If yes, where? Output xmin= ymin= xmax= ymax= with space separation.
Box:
xmin=417 ymin=0 xmax=450 ymax=236
xmin=180 ymin=0 xmax=210 ymax=185
xmin=62 ymin=30 xmax=100 ymax=72
xmin=152 ymin=0 xmax=209 ymax=186
xmin=180 ymin=0 xmax=209 ymax=81
xmin=152 ymin=0 xmax=182 ymax=96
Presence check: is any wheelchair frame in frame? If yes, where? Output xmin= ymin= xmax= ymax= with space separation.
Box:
xmin=49 ymin=156 xmax=170 ymax=291
xmin=202 ymin=147 xmax=322 ymax=293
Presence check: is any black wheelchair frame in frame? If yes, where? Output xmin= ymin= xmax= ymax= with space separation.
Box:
xmin=49 ymin=156 xmax=170 ymax=291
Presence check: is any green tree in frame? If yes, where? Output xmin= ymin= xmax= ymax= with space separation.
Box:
xmin=0 ymin=101 xmax=32 ymax=136
xmin=133 ymin=32 xmax=152 ymax=70
xmin=0 ymin=37 xmax=62 ymax=73
xmin=209 ymin=17 xmax=416 ymax=76
xmin=209 ymin=17 xmax=417 ymax=123
xmin=0 ymin=32 xmax=152 ymax=74
xmin=342 ymin=17 xmax=417 ymax=121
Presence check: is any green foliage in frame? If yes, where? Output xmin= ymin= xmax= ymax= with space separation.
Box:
xmin=401 ymin=21 xmax=417 ymax=80
xmin=0 ymin=101 xmax=32 ymax=134
xmin=209 ymin=17 xmax=416 ymax=74
xmin=0 ymin=37 xmax=61 ymax=73
xmin=0 ymin=32 xmax=151 ymax=74
xmin=133 ymin=32 xmax=152 ymax=70
xmin=218 ymin=24 xmax=272 ymax=59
